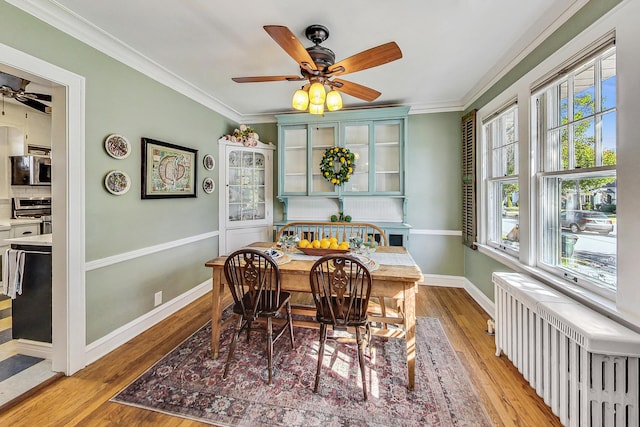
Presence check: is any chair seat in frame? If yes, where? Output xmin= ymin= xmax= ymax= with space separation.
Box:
xmin=232 ymin=290 xmax=291 ymax=316
xmin=315 ymin=296 xmax=368 ymax=326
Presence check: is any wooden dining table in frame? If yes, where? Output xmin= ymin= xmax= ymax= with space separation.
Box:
xmin=204 ymin=242 xmax=424 ymax=390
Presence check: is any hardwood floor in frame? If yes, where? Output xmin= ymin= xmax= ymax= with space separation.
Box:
xmin=0 ymin=286 xmax=561 ymax=426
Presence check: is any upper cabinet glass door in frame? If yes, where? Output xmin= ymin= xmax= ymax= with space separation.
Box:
xmin=282 ymin=127 xmax=307 ymax=194
xmin=374 ymin=122 xmax=401 ymax=193
xmin=344 ymin=123 xmax=370 ymax=193
xmin=227 ymin=149 xmax=266 ymax=224
xmin=310 ymin=125 xmax=337 ymax=194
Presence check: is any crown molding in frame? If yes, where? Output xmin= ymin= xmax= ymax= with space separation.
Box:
xmin=462 ymin=0 xmax=590 ymax=110
xmin=7 ymin=0 xmax=243 ymax=123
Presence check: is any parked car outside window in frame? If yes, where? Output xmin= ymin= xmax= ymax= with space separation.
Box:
xmin=560 ymin=210 xmax=614 ymax=234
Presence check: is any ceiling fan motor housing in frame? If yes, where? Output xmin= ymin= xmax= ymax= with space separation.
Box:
xmin=304 ymin=24 xmax=335 ymax=71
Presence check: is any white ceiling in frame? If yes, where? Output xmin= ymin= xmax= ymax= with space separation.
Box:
xmin=13 ymin=0 xmax=586 ymax=121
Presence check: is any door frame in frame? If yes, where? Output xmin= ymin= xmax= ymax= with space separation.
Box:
xmin=1 ymin=42 xmax=86 ymax=375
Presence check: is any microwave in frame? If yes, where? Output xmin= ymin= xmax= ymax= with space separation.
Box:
xmin=10 ymin=155 xmax=52 ymax=186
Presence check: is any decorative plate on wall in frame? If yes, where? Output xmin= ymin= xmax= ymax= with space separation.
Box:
xmin=105 ymin=134 xmax=131 ymax=159
xmin=203 ymin=154 xmax=215 ymax=171
xmin=202 ymin=177 xmax=215 ymax=194
xmin=105 ymin=170 xmax=131 ymax=195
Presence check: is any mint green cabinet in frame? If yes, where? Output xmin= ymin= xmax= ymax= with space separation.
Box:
xmin=276 ymin=106 xmax=408 ymax=198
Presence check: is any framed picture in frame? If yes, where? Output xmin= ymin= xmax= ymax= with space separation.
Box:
xmin=141 ymin=137 xmax=198 ymax=199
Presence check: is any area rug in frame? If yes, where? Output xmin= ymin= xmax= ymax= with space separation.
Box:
xmin=112 ymin=317 xmax=491 ymax=426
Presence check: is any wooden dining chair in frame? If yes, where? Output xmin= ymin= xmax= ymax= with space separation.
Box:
xmin=309 ymin=254 xmax=373 ymax=400
xmin=222 ymin=248 xmax=295 ymax=385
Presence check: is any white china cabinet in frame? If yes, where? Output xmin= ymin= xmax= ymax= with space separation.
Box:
xmin=218 ymin=138 xmax=275 ymax=255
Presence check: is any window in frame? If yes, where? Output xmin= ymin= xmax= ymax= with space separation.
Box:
xmin=484 ymin=104 xmax=519 ymax=254
xmin=533 ymin=46 xmax=616 ymax=292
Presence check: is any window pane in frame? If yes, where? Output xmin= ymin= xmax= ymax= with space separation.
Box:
xmin=542 ymin=175 xmax=617 ymax=290
xmin=573 ymin=65 xmax=595 ymax=118
xmin=560 ymin=126 xmax=569 ymax=170
xmin=601 ymin=111 xmax=616 ymax=165
xmin=559 ymin=81 xmax=568 ymax=125
xmin=500 ymin=182 xmax=519 ymax=251
xmin=573 ymin=117 xmax=595 ymax=169
xmin=601 ymin=52 xmax=616 ymax=111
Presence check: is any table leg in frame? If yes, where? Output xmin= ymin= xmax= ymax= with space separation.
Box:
xmin=211 ymin=267 xmax=223 ymax=359
xmin=404 ymin=284 xmax=417 ymax=391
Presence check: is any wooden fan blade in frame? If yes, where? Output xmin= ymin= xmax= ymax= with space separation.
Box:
xmin=17 ymin=97 xmax=52 ymax=114
xmin=263 ymin=25 xmax=317 ymax=70
xmin=232 ymin=75 xmax=304 ymax=83
xmin=329 ymin=42 xmax=402 ymax=76
xmin=332 ymin=78 xmax=381 ymax=102
xmin=24 ymin=92 xmax=52 ymax=102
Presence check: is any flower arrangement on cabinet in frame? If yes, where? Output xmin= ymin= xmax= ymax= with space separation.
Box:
xmin=223 ymin=124 xmax=259 ymax=146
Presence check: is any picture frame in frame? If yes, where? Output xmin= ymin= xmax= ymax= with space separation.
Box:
xmin=141 ymin=137 xmax=198 ymax=199
xmin=203 ymin=154 xmax=215 ymax=171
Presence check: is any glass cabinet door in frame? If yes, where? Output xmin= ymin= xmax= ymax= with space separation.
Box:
xmin=374 ymin=122 xmax=401 ymax=193
xmin=344 ymin=123 xmax=370 ymax=193
xmin=282 ymin=127 xmax=307 ymax=194
xmin=227 ymin=149 xmax=266 ymax=224
xmin=310 ymin=125 xmax=337 ymax=194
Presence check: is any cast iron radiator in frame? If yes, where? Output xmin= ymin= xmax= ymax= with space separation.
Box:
xmin=493 ymin=272 xmax=640 ymax=427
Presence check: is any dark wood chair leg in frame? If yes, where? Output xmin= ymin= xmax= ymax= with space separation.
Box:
xmin=223 ymin=315 xmax=243 ymax=379
xmin=246 ymin=319 xmax=252 ymax=343
xmin=355 ymin=326 xmax=368 ymax=400
xmin=286 ymin=301 xmax=295 ymax=348
xmin=314 ymin=323 xmax=327 ymax=393
xmin=266 ymin=317 xmax=274 ymax=385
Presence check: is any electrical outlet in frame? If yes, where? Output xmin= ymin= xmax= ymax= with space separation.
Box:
xmin=154 ymin=291 xmax=162 ymax=307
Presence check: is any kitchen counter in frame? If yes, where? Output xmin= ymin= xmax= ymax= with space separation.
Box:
xmin=5 ymin=233 xmax=52 ymax=246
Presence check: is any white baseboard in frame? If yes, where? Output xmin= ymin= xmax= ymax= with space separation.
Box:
xmin=83 ymin=274 xmax=496 ymax=367
xmin=463 ymin=277 xmax=495 ymax=318
xmin=84 ymin=279 xmax=211 ymax=366
xmin=15 ymin=339 xmax=53 ymax=360
xmin=420 ymin=274 xmax=466 ymax=288
xmin=420 ymin=274 xmax=495 ymax=318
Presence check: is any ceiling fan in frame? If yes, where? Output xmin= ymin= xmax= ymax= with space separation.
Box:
xmin=0 ymin=71 xmax=52 ymax=114
xmin=232 ymin=25 xmax=402 ymax=106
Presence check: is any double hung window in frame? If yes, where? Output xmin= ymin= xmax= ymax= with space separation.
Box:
xmin=484 ymin=104 xmax=519 ymax=254
xmin=533 ymin=45 xmax=616 ymax=291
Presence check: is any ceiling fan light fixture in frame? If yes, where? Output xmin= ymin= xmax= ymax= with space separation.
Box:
xmin=326 ymin=90 xmax=342 ymax=111
xmin=309 ymin=102 xmax=324 ymax=115
xmin=308 ymin=82 xmax=326 ymax=105
xmin=292 ymin=89 xmax=309 ymax=111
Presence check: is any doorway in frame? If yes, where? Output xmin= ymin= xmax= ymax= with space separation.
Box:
xmin=1 ymin=41 xmax=86 ymax=378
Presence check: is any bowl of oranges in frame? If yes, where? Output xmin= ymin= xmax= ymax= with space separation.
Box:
xmin=297 ymin=237 xmax=350 ymax=256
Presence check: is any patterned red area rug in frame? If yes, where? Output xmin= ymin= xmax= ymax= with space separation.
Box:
xmin=112 ymin=317 xmax=490 ymax=426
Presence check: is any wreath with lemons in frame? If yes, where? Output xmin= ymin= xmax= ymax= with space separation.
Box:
xmin=320 ymin=146 xmax=356 ymax=185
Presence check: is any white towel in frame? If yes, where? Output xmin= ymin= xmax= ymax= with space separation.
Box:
xmin=1 ymin=248 xmax=8 ymax=296
xmin=2 ymin=249 xmax=25 ymax=299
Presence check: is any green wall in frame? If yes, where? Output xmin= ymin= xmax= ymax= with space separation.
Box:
xmin=406 ymin=112 xmax=464 ymax=276
xmin=0 ymin=2 xmax=236 ymax=342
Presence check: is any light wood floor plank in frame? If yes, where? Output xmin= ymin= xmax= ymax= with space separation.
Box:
xmin=0 ymin=287 xmax=561 ymax=426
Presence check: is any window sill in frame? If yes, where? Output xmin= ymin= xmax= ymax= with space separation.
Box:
xmin=476 ymin=243 xmax=640 ymax=333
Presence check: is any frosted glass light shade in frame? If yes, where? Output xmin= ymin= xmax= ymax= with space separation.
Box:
xmin=308 ymin=82 xmax=326 ymax=105
xmin=326 ymin=90 xmax=343 ymax=111
xmin=309 ymin=102 xmax=324 ymax=115
xmin=292 ymin=89 xmax=309 ymax=110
